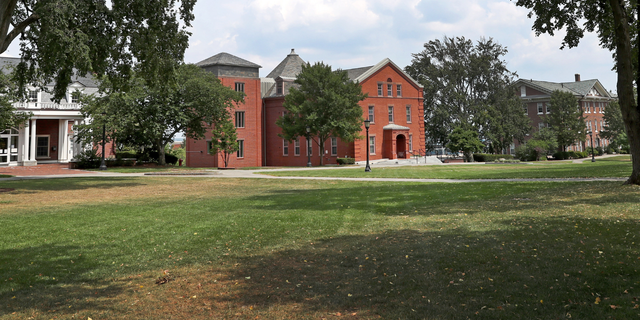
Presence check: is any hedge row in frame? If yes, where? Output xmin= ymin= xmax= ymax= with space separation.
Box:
xmin=552 ymin=151 xmax=589 ymax=160
xmin=472 ymin=153 xmax=514 ymax=162
xmin=337 ymin=157 xmax=355 ymax=165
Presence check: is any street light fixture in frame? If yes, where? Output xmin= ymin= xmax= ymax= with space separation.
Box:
xmin=364 ymin=119 xmax=371 ymax=172
xmin=99 ymin=111 xmax=107 ymax=170
xmin=306 ymin=126 xmax=312 ymax=167
xmin=589 ymin=130 xmax=596 ymax=162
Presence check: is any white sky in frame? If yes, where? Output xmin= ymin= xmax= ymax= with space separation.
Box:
xmin=1 ymin=0 xmax=619 ymax=93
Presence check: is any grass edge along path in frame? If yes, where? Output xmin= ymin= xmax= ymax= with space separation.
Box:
xmin=0 ymin=177 xmax=638 ymax=319
xmin=264 ymin=156 xmax=633 ymax=180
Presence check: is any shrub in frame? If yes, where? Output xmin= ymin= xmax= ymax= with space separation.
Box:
xmin=337 ymin=157 xmax=355 ymax=165
xmin=165 ymin=153 xmax=179 ymax=165
xmin=595 ymin=146 xmax=604 ymax=156
xmin=74 ymin=149 xmax=101 ymax=169
xmin=473 ymin=153 xmax=514 ymax=162
xmin=116 ymin=150 xmax=137 ymax=159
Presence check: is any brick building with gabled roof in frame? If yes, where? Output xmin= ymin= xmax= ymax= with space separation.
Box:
xmin=186 ymin=49 xmax=425 ymax=168
xmin=515 ymin=74 xmax=617 ymax=152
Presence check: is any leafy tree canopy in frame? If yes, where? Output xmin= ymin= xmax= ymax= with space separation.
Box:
xmin=515 ymin=0 xmax=638 ymax=184
xmin=0 ymin=0 xmax=195 ymax=101
xmin=405 ymin=36 xmax=531 ymax=152
xmin=0 ymin=69 xmax=29 ymax=129
xmin=209 ymin=118 xmax=238 ymax=168
xmin=545 ymin=90 xmax=586 ymax=151
xmin=77 ymin=64 xmax=244 ymax=165
xmin=446 ymin=124 xmax=485 ymax=162
xmin=277 ymin=62 xmax=367 ymax=165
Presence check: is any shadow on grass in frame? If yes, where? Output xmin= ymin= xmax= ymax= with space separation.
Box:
xmin=246 ymin=181 xmax=640 ymax=217
xmin=216 ymin=217 xmax=639 ymax=319
xmin=0 ymin=244 xmax=125 ymax=317
xmin=0 ymin=177 xmax=145 ymax=192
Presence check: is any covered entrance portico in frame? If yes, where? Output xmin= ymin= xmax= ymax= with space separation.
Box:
xmin=6 ymin=116 xmax=85 ymax=167
xmin=382 ymin=124 xmax=410 ymax=160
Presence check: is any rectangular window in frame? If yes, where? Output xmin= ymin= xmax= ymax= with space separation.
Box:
xmin=235 ymin=111 xmax=245 ymax=128
xmin=409 ymin=134 xmax=413 ymax=151
xmin=307 ymin=140 xmax=312 ymax=156
xmin=369 ymin=136 xmax=375 ymax=154
xmin=294 ymin=139 xmax=300 ymax=156
xmin=283 ymin=139 xmax=289 ymax=156
xmin=331 ymin=137 xmax=337 ymax=156
xmin=387 ymin=84 xmax=393 ymax=97
xmin=276 ymin=81 xmax=283 ymax=95
xmin=236 ymin=140 xmax=244 ymax=158
xmin=71 ymin=91 xmax=81 ymax=103
xmin=396 ymin=84 xmax=402 ymax=97
xmin=523 ymin=105 xmax=528 ymax=115
xmin=36 ymin=136 xmax=49 ymax=158
xmin=538 ymin=122 xmax=545 ymax=130
xmin=537 ymin=103 xmax=543 ymax=114
xmin=388 ymin=106 xmax=394 ymax=122
xmin=377 ymin=83 xmax=383 ymax=96
xmin=406 ymin=105 xmax=412 ymax=123
xmin=595 ymin=121 xmax=598 ymax=132
xmin=546 ymin=104 xmax=551 ymax=114
xmin=368 ymin=106 xmax=374 ymax=122
xmin=520 ymin=86 xmax=526 ymax=97
xmin=28 ymin=90 xmax=38 ymax=102
xmin=206 ymin=140 xmax=213 ymax=155
xmin=235 ymin=82 xmax=245 ymax=92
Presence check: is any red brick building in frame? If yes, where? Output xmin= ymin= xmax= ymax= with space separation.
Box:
xmin=186 ymin=50 xmax=425 ymax=167
xmin=185 ymin=53 xmax=263 ymax=168
xmin=515 ymin=74 xmax=617 ymax=152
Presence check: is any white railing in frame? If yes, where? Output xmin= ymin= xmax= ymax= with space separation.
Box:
xmin=12 ymin=102 xmax=82 ymax=110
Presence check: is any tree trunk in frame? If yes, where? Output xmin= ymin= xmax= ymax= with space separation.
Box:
xmin=610 ymin=0 xmax=640 ymax=185
xmin=319 ymin=138 xmax=325 ymax=166
xmin=157 ymin=140 xmax=167 ymax=166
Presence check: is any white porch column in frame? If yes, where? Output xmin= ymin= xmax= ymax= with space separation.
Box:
xmin=29 ymin=119 xmax=36 ymax=161
xmin=58 ymin=119 xmax=69 ymax=162
xmin=19 ymin=122 xmax=28 ymax=162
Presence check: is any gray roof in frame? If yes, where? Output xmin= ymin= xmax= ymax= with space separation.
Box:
xmin=196 ymin=52 xmax=261 ymax=68
xmin=266 ymin=49 xmax=306 ymax=79
xmin=344 ymin=66 xmax=373 ymax=81
xmin=517 ymin=78 xmax=613 ymax=99
xmin=0 ymin=56 xmax=99 ymax=88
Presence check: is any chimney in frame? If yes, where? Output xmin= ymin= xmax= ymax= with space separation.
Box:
xmin=575 ymin=74 xmax=581 ymax=82
xmin=289 ymin=49 xmax=296 ymax=55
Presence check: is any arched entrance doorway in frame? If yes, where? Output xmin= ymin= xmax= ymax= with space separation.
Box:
xmin=396 ymin=134 xmax=406 ymax=159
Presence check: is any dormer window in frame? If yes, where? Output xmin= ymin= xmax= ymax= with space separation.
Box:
xmin=28 ymin=90 xmax=38 ymax=102
xmin=71 ymin=91 xmax=81 ymax=103
xmin=276 ymin=81 xmax=283 ymax=95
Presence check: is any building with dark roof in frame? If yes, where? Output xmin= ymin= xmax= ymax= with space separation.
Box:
xmin=186 ymin=49 xmax=425 ymax=167
xmin=0 ymin=56 xmax=108 ymax=166
xmin=515 ymin=74 xmax=617 ymax=153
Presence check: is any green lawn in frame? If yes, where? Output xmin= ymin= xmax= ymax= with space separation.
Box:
xmin=0 ymin=176 xmax=638 ymax=319
xmin=265 ymin=156 xmax=633 ymax=179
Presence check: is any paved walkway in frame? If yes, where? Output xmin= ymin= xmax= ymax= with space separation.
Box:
xmin=0 ymin=155 xmax=628 ymax=183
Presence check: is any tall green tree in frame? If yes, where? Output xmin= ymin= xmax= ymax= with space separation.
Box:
xmin=405 ymin=36 xmax=531 ymax=152
xmin=545 ymin=90 xmax=586 ymax=151
xmin=446 ymin=124 xmax=485 ymax=162
xmin=515 ymin=0 xmax=638 ymax=184
xmin=277 ymin=62 xmax=367 ymax=166
xmin=77 ymin=64 xmax=244 ymax=165
xmin=601 ymin=101 xmax=628 ymax=151
xmin=209 ymin=119 xmax=239 ymax=168
xmin=0 ymin=0 xmax=195 ymax=101
xmin=0 ymin=69 xmax=29 ymax=130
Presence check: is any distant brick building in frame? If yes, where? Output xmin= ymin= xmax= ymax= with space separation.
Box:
xmin=515 ymin=74 xmax=617 ymax=152
xmin=186 ymin=49 xmax=425 ymax=167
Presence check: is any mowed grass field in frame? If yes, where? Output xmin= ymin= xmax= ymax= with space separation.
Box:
xmin=0 ymin=160 xmax=638 ymax=319
xmin=265 ymin=156 xmax=633 ymax=179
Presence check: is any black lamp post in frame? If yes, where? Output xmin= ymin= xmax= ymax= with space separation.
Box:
xmin=589 ymin=130 xmax=596 ymax=162
xmin=306 ymin=126 xmax=312 ymax=167
xmin=364 ymin=119 xmax=371 ymax=172
xmin=99 ymin=111 xmax=107 ymax=170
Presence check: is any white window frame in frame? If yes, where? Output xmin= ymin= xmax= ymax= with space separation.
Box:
xmin=36 ymin=135 xmax=50 ymax=158
xmin=28 ymin=90 xmax=38 ymax=103
xmin=546 ymin=104 xmax=551 ymax=114
xmin=387 ymin=83 xmax=393 ymax=97
xmin=235 ymin=111 xmax=245 ymax=128
xmin=520 ymin=86 xmax=526 ymax=97
xmin=283 ymin=139 xmax=289 ymax=156
xmin=368 ymin=106 xmax=375 ymax=123
xmin=388 ymin=106 xmax=394 ymax=123
xmin=294 ymin=139 xmax=300 ymax=156
xmin=406 ymin=105 xmax=412 ymax=123
xmin=331 ymin=137 xmax=337 ymax=156
xmin=409 ymin=134 xmax=413 ymax=151
xmin=537 ymin=103 xmax=543 ymax=114
xmin=236 ymin=139 xmax=244 ymax=158
xmin=369 ymin=136 xmax=376 ymax=155
xmin=377 ymin=83 xmax=383 ymax=96
xmin=396 ymin=84 xmax=402 ymax=97
xmin=523 ymin=105 xmax=528 ymax=115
